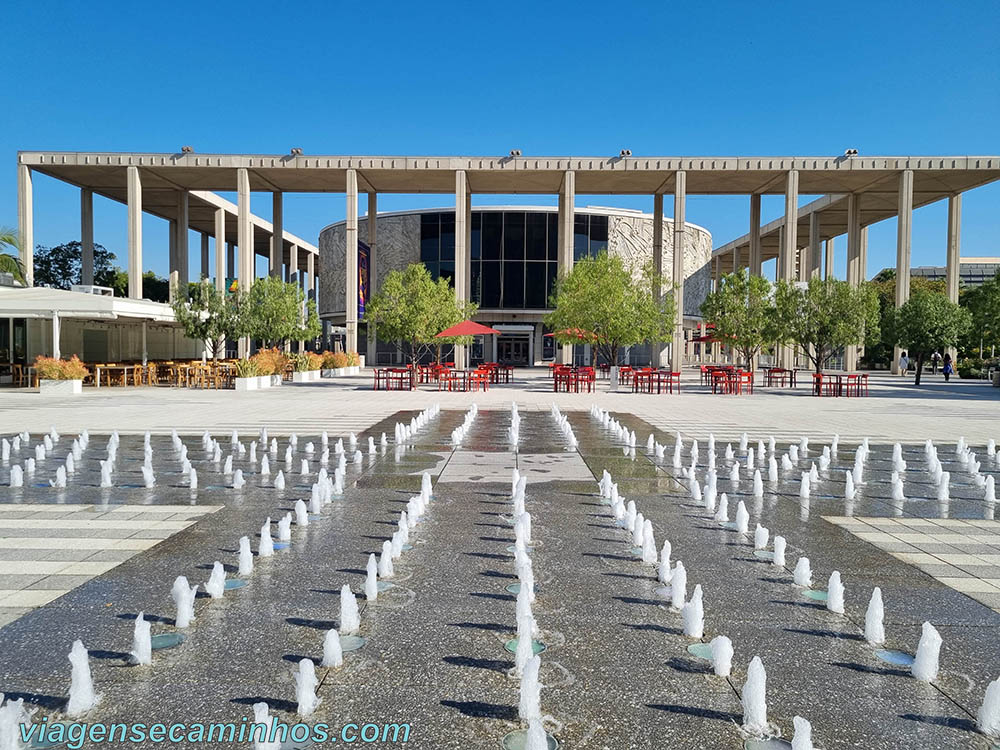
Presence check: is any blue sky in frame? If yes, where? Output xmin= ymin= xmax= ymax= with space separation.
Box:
xmin=4 ymin=0 xmax=998 ymax=281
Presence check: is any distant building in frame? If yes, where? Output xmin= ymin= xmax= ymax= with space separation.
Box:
xmin=875 ymin=257 xmax=1000 ymax=287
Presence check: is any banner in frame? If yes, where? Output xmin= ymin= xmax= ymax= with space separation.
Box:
xmin=358 ymin=241 xmax=370 ymax=318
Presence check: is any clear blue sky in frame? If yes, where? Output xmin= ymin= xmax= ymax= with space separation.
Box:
xmin=4 ymin=0 xmax=998 ymax=281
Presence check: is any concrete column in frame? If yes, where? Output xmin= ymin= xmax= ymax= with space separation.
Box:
xmin=200 ymin=233 xmax=210 ymax=280
xmin=453 ymin=170 xmax=468 ymax=368
xmin=366 ymin=192 xmax=378 ymax=367
xmin=892 ymin=169 xmax=914 ymax=373
xmin=824 ymin=238 xmax=835 ymax=280
xmin=345 ymin=169 xmax=359 ymax=354
xmin=236 ymin=168 xmax=252 ymax=357
xmin=289 ymin=243 xmax=299 ymax=287
xmin=859 ymin=227 xmax=869 ymax=283
xmin=732 ymin=246 xmax=739 ymax=273
xmin=844 ymin=194 xmax=862 ymax=371
xmin=670 ymin=170 xmax=686 ymax=372
xmin=17 ymin=164 xmax=33 ymax=287
xmin=81 ymin=189 xmax=94 ymax=286
xmin=214 ymin=208 xmax=226 ymax=292
xmin=127 ymin=166 xmax=142 ymax=299
xmin=946 ymin=193 xmax=962 ymax=361
xmin=782 ymin=170 xmax=799 ymax=282
xmin=168 ymin=220 xmax=177 ymax=287
xmin=797 ymin=247 xmax=809 ymax=282
xmin=270 ymin=193 xmax=282 ymax=277
xmin=808 ymin=212 xmax=821 ymax=278
xmin=175 ymin=191 xmax=189 ymax=291
xmin=52 ymin=313 xmax=60 ymax=359
xmin=307 ymin=252 xmax=315 ymax=297
xmin=775 ymin=227 xmax=783 ymax=281
xmin=749 ymin=193 xmax=762 ymax=276
xmin=558 ymin=170 xmax=575 ymax=364
xmin=651 ymin=192 xmax=664 ymax=367
xmin=464 ymin=193 xmax=472 ymax=307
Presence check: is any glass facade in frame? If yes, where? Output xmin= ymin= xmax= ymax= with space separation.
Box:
xmin=419 ymin=210 xmax=612 ymax=310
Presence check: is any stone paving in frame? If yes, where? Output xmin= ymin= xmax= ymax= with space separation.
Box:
xmin=0 ymin=383 xmax=999 ymax=748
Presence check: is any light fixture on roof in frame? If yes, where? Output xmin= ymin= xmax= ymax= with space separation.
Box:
xmin=509 ymin=149 xmax=522 ymax=157
xmin=619 ymin=149 xmax=632 ymax=157
xmin=181 ymin=145 xmax=194 ymax=153
xmin=290 ymin=147 xmax=304 ymax=156
xmin=844 ymin=148 xmax=859 ymax=157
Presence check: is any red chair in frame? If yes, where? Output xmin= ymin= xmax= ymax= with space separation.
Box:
xmin=845 ymin=373 xmax=869 ymax=396
xmin=811 ymin=372 xmax=825 ymax=396
xmin=737 ymin=371 xmax=754 ymax=394
xmin=712 ymin=370 xmax=734 ymax=394
xmin=575 ymin=367 xmax=596 ymax=393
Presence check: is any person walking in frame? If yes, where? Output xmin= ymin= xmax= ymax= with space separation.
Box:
xmin=898 ymin=351 xmax=909 ymax=377
xmin=942 ymin=352 xmax=954 ymax=382
xmin=931 ymin=350 xmax=941 ymax=374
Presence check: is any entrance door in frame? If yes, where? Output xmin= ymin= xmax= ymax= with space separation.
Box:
xmin=498 ymin=336 xmax=530 ymax=366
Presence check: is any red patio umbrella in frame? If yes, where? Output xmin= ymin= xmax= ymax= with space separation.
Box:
xmin=435 ymin=320 xmax=503 ymax=338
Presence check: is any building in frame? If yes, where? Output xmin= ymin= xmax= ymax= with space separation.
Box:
xmin=318 ymin=206 xmax=712 ymax=366
xmin=875 ymin=257 xmax=1000 ymax=287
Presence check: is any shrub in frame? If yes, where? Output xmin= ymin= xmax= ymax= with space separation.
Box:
xmin=346 ymin=351 xmax=360 ymax=367
xmin=305 ymin=352 xmax=324 ymax=371
xmin=325 ymin=351 xmax=349 ymax=369
xmin=250 ymin=348 xmax=288 ymax=376
xmin=234 ymin=359 xmax=260 ymax=378
xmin=289 ymin=353 xmax=311 ymax=372
xmin=34 ymin=355 xmax=90 ymax=380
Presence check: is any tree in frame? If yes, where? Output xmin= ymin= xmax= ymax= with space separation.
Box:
xmin=960 ymin=271 xmax=1000 ymax=357
xmin=891 ymin=289 xmax=972 ymax=385
xmin=774 ymin=278 xmax=879 ymax=376
xmin=170 ymin=280 xmax=238 ymax=361
xmin=544 ymin=251 xmax=674 ymax=366
xmin=295 ymin=298 xmax=322 ymax=346
xmin=0 ymin=227 xmax=25 ymax=284
xmin=32 ymin=241 xmax=119 ymax=290
xmin=364 ymin=263 xmax=478 ymax=366
xmin=701 ymin=268 xmax=780 ymax=371
xmin=234 ymin=275 xmax=316 ymax=351
xmin=864 ymin=273 xmax=946 ymax=368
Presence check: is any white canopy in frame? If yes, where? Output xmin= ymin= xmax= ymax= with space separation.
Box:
xmin=0 ymin=286 xmax=178 ymax=322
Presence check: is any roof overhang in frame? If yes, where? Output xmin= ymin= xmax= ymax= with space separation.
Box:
xmin=0 ymin=286 xmax=180 ymax=322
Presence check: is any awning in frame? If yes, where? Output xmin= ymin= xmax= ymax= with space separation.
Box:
xmin=0 ymin=286 xmax=179 ymax=323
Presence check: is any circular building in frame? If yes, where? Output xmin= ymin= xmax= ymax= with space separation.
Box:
xmin=319 ymin=205 xmax=712 ymax=366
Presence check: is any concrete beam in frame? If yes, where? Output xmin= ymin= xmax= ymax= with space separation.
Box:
xmin=17 ymin=165 xmax=33 ymax=287
xmin=345 ymin=169 xmax=359 ymax=354
xmin=670 ymin=170 xmax=686 ymax=372
xmin=81 ymin=189 xmax=94 ymax=286
xmin=127 ymin=166 xmax=142 ymax=299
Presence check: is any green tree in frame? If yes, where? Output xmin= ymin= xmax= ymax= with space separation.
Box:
xmin=890 ymin=289 xmax=972 ymax=385
xmin=544 ymin=250 xmax=674 ymax=365
xmin=864 ymin=272 xmax=946 ymax=368
xmin=170 ymin=280 xmax=238 ymax=361
xmin=774 ymin=278 xmax=880 ymax=376
xmin=701 ymin=268 xmax=780 ymax=371
xmin=295 ymin=298 xmax=322 ymax=346
xmin=0 ymin=227 xmax=25 ymax=284
xmin=32 ymin=241 xmax=119 ymax=290
xmin=364 ymin=263 xmax=477 ymax=366
xmin=234 ymin=275 xmax=315 ymax=351
xmin=959 ymin=271 xmax=1000 ymax=357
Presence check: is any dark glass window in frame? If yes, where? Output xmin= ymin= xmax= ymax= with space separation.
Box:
xmin=589 ymin=214 xmax=608 ymax=255
xmin=470 ymin=262 xmax=482 ymax=305
xmin=438 ymin=260 xmax=455 ymax=284
xmin=481 ymin=262 xmax=501 ymax=307
xmin=503 ymin=212 xmax=525 ymax=260
xmin=503 ymin=261 xmax=524 ymax=308
xmin=526 ymin=213 xmax=547 ymax=260
xmin=547 ymin=213 xmax=559 ymax=260
xmin=423 ymin=261 xmax=439 ymax=280
xmin=439 ymin=214 xmax=455 ymax=262
xmin=471 ymin=212 xmax=482 ymax=260
xmin=420 ymin=213 xmax=439 ymax=263
xmin=546 ymin=263 xmax=559 ymax=305
xmin=481 ymin=212 xmax=502 ymax=261
xmin=542 ymin=326 xmax=555 ymax=359
xmin=573 ymin=215 xmax=589 ymax=260
xmin=525 ymin=262 xmax=547 ymax=308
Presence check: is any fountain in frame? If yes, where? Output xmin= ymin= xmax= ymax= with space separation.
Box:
xmin=741 ymin=656 xmax=768 ymax=735
xmin=50 ymin=466 xmax=67 ymax=488
xmin=65 ymin=454 xmax=75 ymax=474
xmin=713 ymin=493 xmax=729 ymax=524
xmin=746 ymin=447 xmax=755 ymax=470
xmin=773 ymin=536 xmax=786 ymax=567
xmin=188 ymin=468 xmax=198 ymax=490
xmin=986 ymin=475 xmax=996 ymax=504
xmin=826 ymin=571 xmax=845 ymax=614
xmin=171 ymin=576 xmax=198 ymax=627
xmin=658 ymin=541 xmax=672 ymax=584
xmin=865 ymin=587 xmax=885 ymax=645
xmin=791 ymin=716 xmax=814 ymax=750
xmin=238 ymin=536 xmax=254 ymax=576
xmin=911 ymin=621 xmax=942 ymax=682
xmin=295 ymin=658 xmax=320 ymax=716
xmin=232 ymin=470 xmax=245 ymax=489
xmin=365 ymin=554 xmax=379 ymax=601
xmin=140 ymin=465 xmax=154 ymax=488
xmin=277 ymin=514 xmax=292 ymax=542
xmin=682 ymin=584 xmax=704 ymax=638
xmin=752 ymin=470 xmax=763 ymax=497
xmin=223 ymin=455 xmax=233 ymax=475
xmin=514 ymin=612 xmax=535 ymax=676
xmin=730 ymin=463 xmax=740 ymax=488
xmin=0 ymin=439 xmax=8 ymax=461
xmin=793 ymin=557 xmax=812 ymax=587
xmin=295 ymin=499 xmax=309 ymax=527
xmin=735 ymin=501 xmax=750 ymax=535
xmin=206 ymin=562 xmax=226 ymax=599
xmin=768 ymin=457 xmax=778 ymax=482
xmin=754 ymin=524 xmax=769 ymax=551
xmin=799 ymin=472 xmax=810 ymax=499
xmin=9 ymin=466 xmax=22 ymax=488
xmin=845 ymin=471 xmax=856 ymax=500
xmin=978 ymin=677 xmax=1000 ymax=737
xmin=100 ymin=462 xmax=113 ymax=488
xmin=709 ymin=635 xmax=733 ymax=677
xmin=130 ymin=612 xmax=152 ymax=665
xmin=66 ymin=640 xmax=100 ymax=716
xmin=259 ymin=519 xmax=274 ymax=557
xmin=300 ymin=459 xmax=310 ymax=475
xmin=670 ymin=562 xmax=687 ymax=609
xmin=340 ymin=584 xmax=361 ymax=634
xmin=379 ymin=540 xmax=395 ymax=578
xmin=353 ymin=449 xmax=363 ymax=464
xmin=274 ymin=471 xmax=285 ymax=491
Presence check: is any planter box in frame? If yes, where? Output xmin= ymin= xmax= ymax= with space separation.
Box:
xmin=39 ymin=378 xmax=83 ymax=396
xmin=269 ymin=375 xmax=282 ymax=388
xmin=292 ymin=371 xmax=321 ymax=383
xmin=235 ymin=376 xmax=259 ymax=392
xmin=321 ymin=367 xmax=351 ymax=377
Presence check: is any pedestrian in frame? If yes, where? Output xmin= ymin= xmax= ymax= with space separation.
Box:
xmin=942 ymin=352 xmax=953 ymax=382
xmin=898 ymin=350 xmax=909 ymax=377
xmin=931 ymin=350 xmax=941 ymax=374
